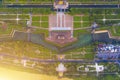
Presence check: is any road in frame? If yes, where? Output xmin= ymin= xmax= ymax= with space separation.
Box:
xmin=0 ymin=53 xmax=120 ymax=64
xmin=5 ymin=4 xmax=120 ymax=8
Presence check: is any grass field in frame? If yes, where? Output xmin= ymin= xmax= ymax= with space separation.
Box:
xmin=0 ymin=41 xmax=56 ymax=59
xmin=0 ymin=23 xmax=24 ymax=35
xmin=0 ymin=2 xmax=120 ymax=80
xmin=73 ymin=15 xmax=91 ymax=29
xmin=0 ymin=13 xmax=49 ymax=36
xmin=110 ymin=26 xmax=120 ymax=36
xmin=64 ymin=44 xmax=95 ymax=59
xmin=0 ymin=14 xmax=49 ymax=28
xmin=0 ymin=8 xmax=120 ymax=36
xmin=71 ymin=8 xmax=120 ymax=36
xmin=0 ymin=8 xmax=120 ymax=56
xmin=32 ymin=15 xmax=48 ymax=28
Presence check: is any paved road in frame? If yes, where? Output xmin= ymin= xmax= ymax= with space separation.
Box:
xmin=6 ymin=4 xmax=52 ymax=8
xmin=0 ymin=53 xmax=120 ymax=64
xmin=6 ymin=4 xmax=120 ymax=8
xmin=70 ymin=4 xmax=119 ymax=8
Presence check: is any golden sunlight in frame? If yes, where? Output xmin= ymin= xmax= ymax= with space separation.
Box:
xmin=0 ymin=67 xmax=72 ymax=80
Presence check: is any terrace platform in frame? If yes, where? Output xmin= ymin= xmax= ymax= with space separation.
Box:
xmin=47 ymin=13 xmax=76 ymax=45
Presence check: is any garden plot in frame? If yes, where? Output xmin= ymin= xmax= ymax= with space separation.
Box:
xmin=0 ymin=14 xmax=29 ymax=24
xmin=4 ymin=0 xmax=51 ymax=4
xmin=73 ymin=15 xmax=91 ymax=29
xmin=65 ymin=45 xmax=95 ymax=60
xmin=32 ymin=15 xmax=48 ymax=28
xmin=0 ymin=14 xmax=30 ymax=35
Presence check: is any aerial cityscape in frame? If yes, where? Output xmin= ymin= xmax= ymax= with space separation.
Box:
xmin=0 ymin=0 xmax=120 ymax=80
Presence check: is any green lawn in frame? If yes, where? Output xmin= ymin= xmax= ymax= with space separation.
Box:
xmin=74 ymin=22 xmax=81 ymax=28
xmin=74 ymin=16 xmax=81 ymax=21
xmin=41 ymin=22 xmax=48 ymax=28
xmin=74 ymin=15 xmax=91 ymax=29
xmin=41 ymin=16 xmax=48 ymax=21
xmin=0 ymin=23 xmax=24 ymax=35
xmin=110 ymin=26 xmax=120 ymax=36
xmin=33 ymin=29 xmax=49 ymax=37
xmin=32 ymin=16 xmax=40 ymax=21
xmin=19 ymin=20 xmax=27 ymax=25
xmin=73 ymin=29 xmax=90 ymax=37
xmin=64 ymin=44 xmax=95 ymax=60
xmin=19 ymin=14 xmax=29 ymax=20
xmin=0 ymin=15 xmax=17 ymax=19
xmin=32 ymin=22 xmax=40 ymax=27
xmin=83 ymin=22 xmax=90 ymax=27
xmin=82 ymin=16 xmax=90 ymax=21
xmin=31 ymin=15 xmax=48 ymax=28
